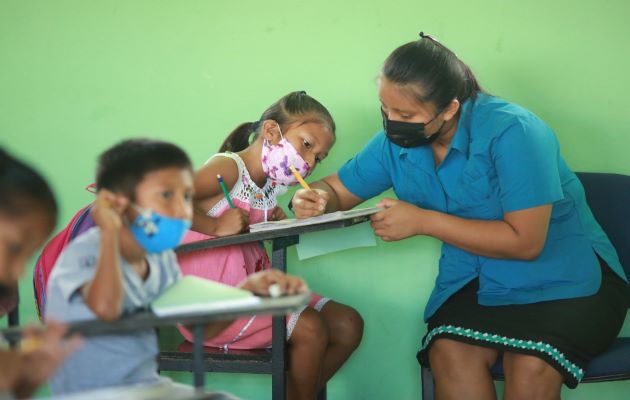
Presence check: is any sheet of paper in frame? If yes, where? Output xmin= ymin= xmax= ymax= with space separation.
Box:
xmin=296 ymin=222 xmax=376 ymax=260
xmin=151 ymin=276 xmax=260 ymax=317
xmin=249 ymin=206 xmax=382 ymax=233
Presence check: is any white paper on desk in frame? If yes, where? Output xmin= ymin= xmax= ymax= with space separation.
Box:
xmin=296 ymin=222 xmax=376 ymax=260
xmin=249 ymin=206 xmax=382 ymax=233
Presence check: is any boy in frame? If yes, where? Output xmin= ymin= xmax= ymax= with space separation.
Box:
xmin=0 ymin=148 xmax=81 ymax=398
xmin=46 ymin=139 xmax=305 ymax=396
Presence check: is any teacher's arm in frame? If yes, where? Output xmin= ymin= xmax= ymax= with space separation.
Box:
xmin=371 ymin=199 xmax=552 ymax=260
xmin=372 ymin=121 xmax=562 ymax=261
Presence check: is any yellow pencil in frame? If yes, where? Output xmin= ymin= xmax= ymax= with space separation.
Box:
xmin=289 ymin=165 xmax=311 ymax=190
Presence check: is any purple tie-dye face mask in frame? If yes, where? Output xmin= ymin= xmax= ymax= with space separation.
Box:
xmin=261 ymin=124 xmax=311 ymax=186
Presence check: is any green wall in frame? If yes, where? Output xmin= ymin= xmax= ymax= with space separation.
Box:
xmin=2 ymin=0 xmax=630 ymax=398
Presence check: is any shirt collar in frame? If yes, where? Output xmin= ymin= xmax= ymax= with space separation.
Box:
xmin=449 ymin=96 xmax=475 ymax=158
xmin=398 ymin=140 xmax=434 ymax=174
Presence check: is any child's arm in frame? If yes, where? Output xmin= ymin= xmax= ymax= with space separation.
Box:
xmin=270 ymin=207 xmax=288 ymax=221
xmin=0 ymin=322 xmax=82 ymax=398
xmin=81 ymin=190 xmax=128 ymax=321
xmin=191 ymin=157 xmax=249 ymax=237
xmin=199 ymin=270 xmax=308 ymax=340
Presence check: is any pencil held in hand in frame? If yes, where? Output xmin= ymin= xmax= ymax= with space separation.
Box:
xmin=20 ymin=336 xmax=43 ymax=354
xmin=217 ymin=174 xmax=235 ymax=208
xmin=289 ymin=165 xmax=311 ymax=190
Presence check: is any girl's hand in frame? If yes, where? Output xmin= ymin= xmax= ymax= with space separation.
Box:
xmin=214 ymin=208 xmax=249 ymax=237
xmin=239 ymin=269 xmax=308 ymax=296
xmin=291 ymin=189 xmax=329 ymax=219
xmin=270 ymin=207 xmax=287 ymax=221
xmin=370 ymin=198 xmax=427 ymax=241
xmin=92 ymin=190 xmax=128 ymax=232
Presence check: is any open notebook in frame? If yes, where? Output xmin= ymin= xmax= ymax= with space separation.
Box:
xmin=249 ymin=206 xmax=383 ymax=233
xmin=151 ymin=276 xmax=261 ymax=317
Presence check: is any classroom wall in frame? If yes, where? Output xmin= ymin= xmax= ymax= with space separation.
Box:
xmin=2 ymin=0 xmax=629 ymax=398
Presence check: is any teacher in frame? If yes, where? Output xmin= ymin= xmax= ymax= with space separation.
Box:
xmin=291 ymin=33 xmax=628 ymax=399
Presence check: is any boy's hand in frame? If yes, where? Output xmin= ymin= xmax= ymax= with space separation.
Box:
xmin=270 ymin=207 xmax=287 ymax=221
xmin=18 ymin=321 xmax=83 ymax=391
xmin=239 ymin=270 xmax=308 ymax=297
xmin=291 ymin=189 xmax=329 ymax=219
xmin=214 ymin=208 xmax=249 ymax=237
xmin=92 ymin=190 xmax=128 ymax=232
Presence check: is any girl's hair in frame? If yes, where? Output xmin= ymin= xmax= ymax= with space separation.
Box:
xmin=381 ymin=33 xmax=482 ymax=110
xmin=0 ymin=147 xmax=58 ymax=223
xmin=219 ymin=91 xmax=336 ymax=153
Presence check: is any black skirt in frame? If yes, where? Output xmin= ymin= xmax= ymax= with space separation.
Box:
xmin=416 ymin=258 xmax=628 ymax=388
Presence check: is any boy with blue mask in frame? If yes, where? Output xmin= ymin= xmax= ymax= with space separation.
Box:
xmin=45 ymin=138 xmax=306 ymax=397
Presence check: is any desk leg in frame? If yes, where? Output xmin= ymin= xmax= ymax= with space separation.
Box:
xmin=193 ymin=325 xmax=205 ymax=391
xmin=8 ymin=306 xmax=19 ymax=349
xmin=271 ymin=246 xmax=287 ymax=400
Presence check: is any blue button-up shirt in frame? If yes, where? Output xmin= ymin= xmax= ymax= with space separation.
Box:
xmin=338 ymin=93 xmax=627 ymax=321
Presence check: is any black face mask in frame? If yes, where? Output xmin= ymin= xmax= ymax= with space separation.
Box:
xmin=382 ymin=108 xmax=444 ymax=148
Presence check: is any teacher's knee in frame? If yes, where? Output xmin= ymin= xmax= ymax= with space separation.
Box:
xmin=429 ymin=338 xmax=498 ymax=373
xmin=503 ymin=352 xmax=563 ymax=397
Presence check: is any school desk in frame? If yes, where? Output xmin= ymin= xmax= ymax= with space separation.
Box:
xmin=173 ymin=215 xmax=372 ymax=399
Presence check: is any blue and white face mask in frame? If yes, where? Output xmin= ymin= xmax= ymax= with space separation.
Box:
xmin=129 ymin=205 xmax=191 ymax=254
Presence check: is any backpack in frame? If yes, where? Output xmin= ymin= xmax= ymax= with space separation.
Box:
xmin=33 ymin=187 xmax=96 ymax=320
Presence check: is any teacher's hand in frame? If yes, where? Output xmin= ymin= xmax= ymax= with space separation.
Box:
xmin=291 ymin=189 xmax=329 ymax=219
xmin=371 ymin=198 xmax=426 ymax=241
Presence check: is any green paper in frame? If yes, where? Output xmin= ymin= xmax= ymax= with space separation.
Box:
xmin=152 ymin=276 xmax=260 ymax=317
xmin=296 ymin=222 xmax=376 ymax=260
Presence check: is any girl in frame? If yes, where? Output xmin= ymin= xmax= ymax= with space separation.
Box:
xmin=0 ymin=148 xmax=81 ymax=398
xmin=177 ymin=91 xmax=363 ymax=399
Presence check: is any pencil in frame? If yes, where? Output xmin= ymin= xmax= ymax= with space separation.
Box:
xmin=217 ymin=174 xmax=235 ymax=208
xmin=289 ymin=165 xmax=311 ymax=190
xmin=20 ymin=336 xmax=43 ymax=354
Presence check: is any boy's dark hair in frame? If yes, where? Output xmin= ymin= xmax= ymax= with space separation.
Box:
xmin=220 ymin=91 xmax=336 ymax=153
xmin=382 ymin=33 xmax=482 ymax=110
xmin=96 ymin=138 xmax=192 ymax=199
xmin=0 ymin=147 xmax=58 ymax=223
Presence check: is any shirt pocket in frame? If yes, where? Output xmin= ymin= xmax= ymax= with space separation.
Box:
xmin=394 ymin=165 xmax=436 ymax=209
xmin=455 ymin=167 xmax=502 ymax=219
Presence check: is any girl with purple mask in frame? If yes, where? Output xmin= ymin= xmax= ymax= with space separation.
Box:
xmin=177 ymin=91 xmax=364 ymax=399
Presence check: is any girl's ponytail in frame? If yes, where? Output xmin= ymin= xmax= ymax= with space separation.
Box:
xmin=219 ymin=122 xmax=255 ymax=153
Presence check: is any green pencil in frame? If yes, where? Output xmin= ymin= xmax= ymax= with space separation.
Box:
xmin=217 ymin=174 xmax=235 ymax=208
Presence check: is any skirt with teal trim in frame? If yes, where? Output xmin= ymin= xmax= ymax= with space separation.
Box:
xmin=417 ymin=258 xmax=627 ymax=389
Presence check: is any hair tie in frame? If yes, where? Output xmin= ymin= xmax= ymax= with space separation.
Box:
xmin=419 ymin=31 xmax=439 ymax=42
xmin=297 ymin=90 xmax=307 ymax=95
xmin=251 ymin=121 xmax=260 ymax=132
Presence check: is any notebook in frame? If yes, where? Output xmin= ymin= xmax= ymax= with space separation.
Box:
xmin=249 ymin=206 xmax=383 ymax=233
xmin=151 ymin=276 xmax=261 ymax=317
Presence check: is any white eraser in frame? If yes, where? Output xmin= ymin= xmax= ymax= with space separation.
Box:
xmin=268 ymin=283 xmax=282 ymax=298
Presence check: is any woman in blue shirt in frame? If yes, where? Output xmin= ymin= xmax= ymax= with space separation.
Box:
xmin=292 ymin=33 xmax=628 ymax=399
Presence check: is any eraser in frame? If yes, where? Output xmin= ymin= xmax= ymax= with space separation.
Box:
xmin=268 ymin=283 xmax=282 ymax=298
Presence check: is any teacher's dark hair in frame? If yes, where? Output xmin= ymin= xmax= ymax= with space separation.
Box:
xmin=382 ymin=34 xmax=482 ymax=109
xmin=219 ymin=91 xmax=336 ymax=153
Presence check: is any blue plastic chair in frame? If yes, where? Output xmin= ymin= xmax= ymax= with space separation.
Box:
xmin=421 ymin=172 xmax=630 ymax=399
